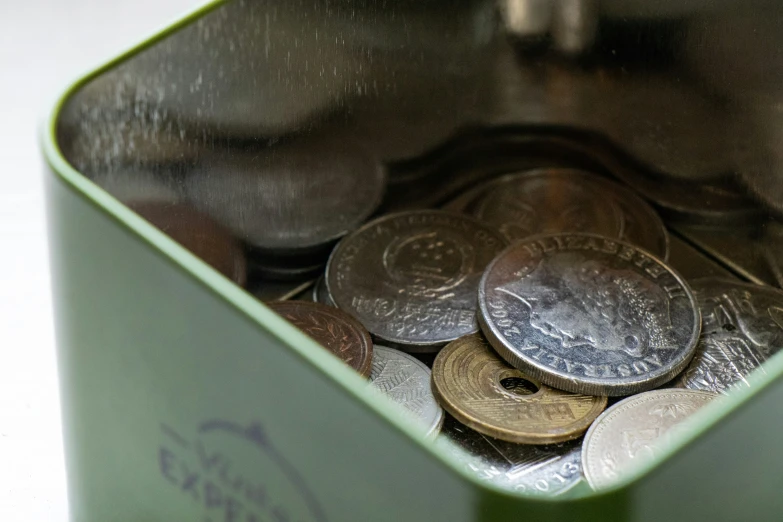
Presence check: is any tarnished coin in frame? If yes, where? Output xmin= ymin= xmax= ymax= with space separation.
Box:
xmin=590 ymin=176 xmax=670 ymax=261
xmin=479 ymin=233 xmax=700 ymax=396
xmin=326 ymin=210 xmax=507 ymax=352
xmin=444 ymin=170 xmax=669 ymax=260
xmin=466 ymin=169 xmax=624 ymax=243
xmin=431 ymin=334 xmax=607 ymax=444
xmin=312 ymin=276 xmax=336 ymax=306
xmin=582 ymin=389 xmax=714 ymax=490
xmin=129 ymin=202 xmax=247 ymax=287
xmin=369 ymin=346 xmax=444 ymax=438
xmin=266 ymin=301 xmax=373 ymax=377
xmin=184 ymin=137 xmax=386 ymax=256
xmin=679 ymin=278 xmax=783 ymax=395
xmin=437 ymin=416 xmax=583 ymax=496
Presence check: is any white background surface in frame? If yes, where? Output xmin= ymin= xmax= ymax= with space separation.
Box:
xmin=0 ymin=1 xmax=197 ymax=519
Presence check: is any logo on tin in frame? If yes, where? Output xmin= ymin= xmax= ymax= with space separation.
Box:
xmin=158 ymin=419 xmax=327 ymax=522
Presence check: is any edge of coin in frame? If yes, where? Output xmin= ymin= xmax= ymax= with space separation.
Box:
xmin=266 ymin=300 xmax=374 ymax=378
xmin=371 ymin=345 xmax=445 ymax=439
xmin=581 ymin=389 xmax=716 ymax=491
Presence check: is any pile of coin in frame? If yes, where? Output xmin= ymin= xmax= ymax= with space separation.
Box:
xmin=256 ymin=164 xmax=783 ymax=497
xmin=132 ymin=144 xmax=783 ymax=496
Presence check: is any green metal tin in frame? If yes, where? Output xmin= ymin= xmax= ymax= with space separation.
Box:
xmin=43 ymin=1 xmax=783 ymax=520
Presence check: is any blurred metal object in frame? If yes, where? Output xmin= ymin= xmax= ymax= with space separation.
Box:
xmin=552 ymin=0 xmax=598 ymax=55
xmin=499 ymin=0 xmax=553 ymax=40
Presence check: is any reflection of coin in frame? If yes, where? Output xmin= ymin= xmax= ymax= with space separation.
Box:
xmin=479 ymin=233 xmax=700 ymax=396
xmin=468 ymin=169 xmax=624 ymax=243
xmin=590 ymin=176 xmax=669 ymax=261
xmin=129 ymin=202 xmax=247 ymax=287
xmin=183 ymin=137 xmax=386 ymax=256
xmin=326 ymin=210 xmax=507 ymax=352
xmin=431 ymin=334 xmax=606 ymax=443
xmin=437 ymin=415 xmax=583 ymax=496
xmin=266 ymin=302 xmax=373 ymax=377
xmin=445 ymin=169 xmax=669 ymax=260
xmin=369 ymin=346 xmax=443 ymax=438
xmin=311 ymin=276 xmax=336 ymax=306
xmin=679 ymin=278 xmax=783 ymax=395
xmin=582 ymin=389 xmax=714 ymax=490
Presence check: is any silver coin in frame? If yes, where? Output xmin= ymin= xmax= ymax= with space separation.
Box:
xmin=183 ymin=137 xmax=386 ymax=256
xmin=582 ymin=389 xmax=714 ymax=490
xmin=312 ymin=276 xmax=336 ymax=306
xmin=478 ymin=233 xmax=700 ymax=396
xmin=369 ymin=346 xmax=444 ymax=438
xmin=326 ymin=210 xmax=507 ymax=352
xmin=679 ymin=278 xmax=783 ymax=395
xmin=437 ymin=416 xmax=583 ymax=497
xmin=466 ymin=169 xmax=624 ymax=244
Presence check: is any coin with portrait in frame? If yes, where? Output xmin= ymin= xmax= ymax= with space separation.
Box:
xmin=479 ymin=233 xmax=700 ymax=396
xmin=326 ymin=210 xmax=507 ymax=352
xmin=679 ymin=278 xmax=783 ymax=395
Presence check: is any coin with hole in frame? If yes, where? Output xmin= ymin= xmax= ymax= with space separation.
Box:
xmin=431 ymin=334 xmax=607 ymax=444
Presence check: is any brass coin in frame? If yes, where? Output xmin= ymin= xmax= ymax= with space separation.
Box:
xmin=432 ymin=334 xmax=607 ymax=444
xmin=267 ymin=301 xmax=373 ymax=377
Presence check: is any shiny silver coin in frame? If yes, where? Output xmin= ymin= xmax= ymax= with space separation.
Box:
xmin=369 ymin=346 xmax=444 ymax=438
xmin=582 ymin=389 xmax=714 ymax=490
xmin=183 ymin=137 xmax=386 ymax=256
xmin=312 ymin=276 xmax=336 ymax=306
xmin=326 ymin=210 xmax=507 ymax=352
xmin=679 ymin=278 xmax=783 ymax=395
xmin=466 ymin=169 xmax=624 ymax=243
xmin=478 ymin=233 xmax=700 ymax=396
xmin=437 ymin=416 xmax=583 ymax=497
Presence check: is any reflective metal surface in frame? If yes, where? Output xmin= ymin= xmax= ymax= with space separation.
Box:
xmin=54 ymin=0 xmax=783 ymax=298
xmin=437 ymin=415 xmax=584 ymax=496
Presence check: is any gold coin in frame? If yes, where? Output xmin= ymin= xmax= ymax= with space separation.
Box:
xmin=432 ymin=334 xmax=608 ymax=444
